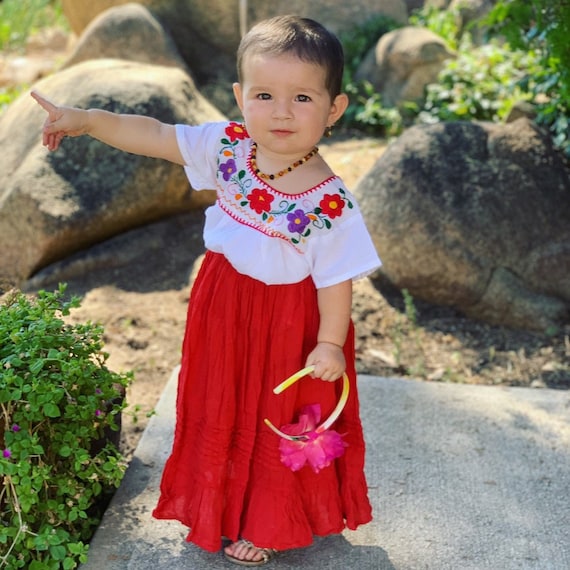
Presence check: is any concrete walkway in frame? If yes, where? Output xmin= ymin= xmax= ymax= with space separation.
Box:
xmin=81 ymin=370 xmax=570 ymax=570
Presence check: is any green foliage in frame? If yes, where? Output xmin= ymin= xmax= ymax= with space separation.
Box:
xmin=419 ymin=37 xmax=539 ymax=123
xmin=343 ymin=81 xmax=404 ymax=137
xmin=0 ymin=285 xmax=132 ymax=569
xmin=340 ymin=15 xmax=404 ymax=136
xmin=340 ymin=14 xmax=401 ymax=78
xmin=0 ymin=0 xmax=68 ymax=114
xmin=409 ymin=4 xmax=462 ymax=49
xmin=0 ymin=0 xmax=67 ymax=52
xmin=340 ymin=1 xmax=569 ymax=158
xmin=483 ymin=0 xmax=570 ymax=157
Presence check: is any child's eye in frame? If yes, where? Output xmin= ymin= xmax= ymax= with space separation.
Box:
xmin=296 ymin=94 xmax=312 ymax=102
xmin=256 ymin=93 xmax=272 ymax=100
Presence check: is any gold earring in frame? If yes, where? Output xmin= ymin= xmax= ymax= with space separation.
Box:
xmin=325 ymin=125 xmax=333 ymax=138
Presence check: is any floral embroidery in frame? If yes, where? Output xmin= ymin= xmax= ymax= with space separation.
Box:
xmin=220 ymin=158 xmax=237 ymax=181
xmin=249 ymin=188 xmax=274 ymax=214
xmin=216 ymin=123 xmax=355 ymax=250
xmin=287 ymin=209 xmax=311 ymax=234
xmin=225 ymin=122 xmax=248 ymax=142
xmin=319 ymin=193 xmax=345 ymax=219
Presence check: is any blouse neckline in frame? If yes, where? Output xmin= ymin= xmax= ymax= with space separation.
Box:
xmin=246 ymin=143 xmax=339 ymax=198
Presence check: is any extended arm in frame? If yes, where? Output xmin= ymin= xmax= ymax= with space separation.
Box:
xmin=305 ymin=279 xmax=352 ymax=381
xmin=31 ymin=91 xmax=185 ymax=165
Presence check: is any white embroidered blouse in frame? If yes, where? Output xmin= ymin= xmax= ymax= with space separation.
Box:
xmin=175 ymin=121 xmax=381 ymax=288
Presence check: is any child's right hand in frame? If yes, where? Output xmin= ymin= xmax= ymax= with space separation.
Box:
xmin=31 ymin=91 xmax=89 ymax=152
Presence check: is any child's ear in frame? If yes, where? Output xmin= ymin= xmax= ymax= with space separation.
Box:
xmin=232 ymin=83 xmax=244 ymax=113
xmin=328 ymin=93 xmax=349 ymax=125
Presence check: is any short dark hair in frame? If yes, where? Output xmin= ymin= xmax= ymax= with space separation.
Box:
xmin=236 ymin=15 xmax=345 ymax=100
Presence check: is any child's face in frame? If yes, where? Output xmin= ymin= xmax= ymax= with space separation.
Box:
xmin=233 ymin=53 xmax=347 ymax=159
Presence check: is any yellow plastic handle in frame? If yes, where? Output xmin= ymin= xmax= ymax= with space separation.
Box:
xmin=264 ymin=366 xmax=350 ymax=441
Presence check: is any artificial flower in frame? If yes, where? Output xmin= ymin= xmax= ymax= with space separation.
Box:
xmin=278 ymin=404 xmax=347 ymax=473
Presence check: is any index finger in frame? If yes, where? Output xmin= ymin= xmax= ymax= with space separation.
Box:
xmin=31 ymin=90 xmax=58 ymax=115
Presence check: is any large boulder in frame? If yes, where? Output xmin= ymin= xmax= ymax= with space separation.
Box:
xmin=355 ymin=119 xmax=570 ymax=331
xmin=61 ymin=0 xmax=409 ymax=82
xmin=63 ymin=3 xmax=187 ymax=70
xmin=0 ymin=59 xmax=222 ymax=286
xmin=355 ymin=26 xmax=455 ymax=107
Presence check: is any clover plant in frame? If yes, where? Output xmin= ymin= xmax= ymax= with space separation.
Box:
xmin=0 ymin=285 xmax=132 ymax=569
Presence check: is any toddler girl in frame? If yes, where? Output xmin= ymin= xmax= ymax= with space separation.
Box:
xmin=33 ymin=14 xmax=381 ymax=567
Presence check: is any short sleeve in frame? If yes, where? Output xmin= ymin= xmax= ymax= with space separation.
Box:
xmin=308 ymin=213 xmax=382 ymax=289
xmin=175 ymin=122 xmax=225 ymax=190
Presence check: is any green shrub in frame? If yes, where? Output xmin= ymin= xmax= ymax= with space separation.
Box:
xmin=0 ymin=285 xmax=131 ymax=570
xmin=483 ymin=0 xmax=570 ymax=157
xmin=409 ymin=3 xmax=462 ymax=49
xmin=419 ymin=36 xmax=539 ymax=123
xmin=340 ymin=15 xmax=403 ymax=135
xmin=0 ymin=0 xmax=69 ymax=115
xmin=0 ymin=0 xmax=68 ymax=52
xmin=342 ymin=81 xmax=404 ymax=136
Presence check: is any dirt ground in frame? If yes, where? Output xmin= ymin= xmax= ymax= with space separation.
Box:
xmin=49 ymin=134 xmax=569 ymax=463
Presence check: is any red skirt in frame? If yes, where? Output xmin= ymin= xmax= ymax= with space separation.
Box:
xmin=153 ymin=251 xmax=372 ymax=552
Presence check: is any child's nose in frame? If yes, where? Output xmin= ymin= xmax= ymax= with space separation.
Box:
xmin=272 ymin=99 xmax=293 ymax=119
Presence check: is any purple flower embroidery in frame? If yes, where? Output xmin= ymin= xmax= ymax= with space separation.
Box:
xmin=287 ymin=209 xmax=311 ymax=234
xmin=220 ymin=159 xmax=237 ymax=181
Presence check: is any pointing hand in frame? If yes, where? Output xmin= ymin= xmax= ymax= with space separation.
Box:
xmin=31 ymin=90 xmax=89 ymax=151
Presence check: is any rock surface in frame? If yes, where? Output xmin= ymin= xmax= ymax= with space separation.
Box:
xmin=0 ymin=59 xmax=221 ymax=284
xmin=355 ymin=118 xmax=570 ymax=331
xmin=356 ymin=26 xmax=455 ymax=107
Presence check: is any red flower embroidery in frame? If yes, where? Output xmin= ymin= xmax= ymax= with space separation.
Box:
xmin=319 ymin=193 xmax=345 ymax=218
xmin=248 ymin=188 xmax=274 ymax=214
xmin=225 ymin=122 xmax=249 ymax=142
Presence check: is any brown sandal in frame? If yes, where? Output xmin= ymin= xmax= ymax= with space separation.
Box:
xmin=224 ymin=539 xmax=277 ymax=567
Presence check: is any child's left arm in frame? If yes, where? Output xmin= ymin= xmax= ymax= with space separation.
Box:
xmin=305 ymin=279 xmax=352 ymax=382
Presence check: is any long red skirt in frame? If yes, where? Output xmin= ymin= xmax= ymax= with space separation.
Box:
xmin=152 ymin=251 xmax=372 ymax=552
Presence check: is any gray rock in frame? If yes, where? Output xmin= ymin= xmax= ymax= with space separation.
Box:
xmin=63 ymin=3 xmax=187 ymax=70
xmin=355 ymin=118 xmax=570 ymax=331
xmin=60 ymin=0 xmax=409 ymax=82
xmin=356 ymin=26 xmax=455 ymax=107
xmin=0 ymin=59 xmax=221 ymax=285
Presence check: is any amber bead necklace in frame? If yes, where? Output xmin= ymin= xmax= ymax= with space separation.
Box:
xmin=250 ymin=142 xmax=319 ymax=181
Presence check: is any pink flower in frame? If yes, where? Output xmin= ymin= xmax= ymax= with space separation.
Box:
xmin=278 ymin=405 xmax=347 ymax=473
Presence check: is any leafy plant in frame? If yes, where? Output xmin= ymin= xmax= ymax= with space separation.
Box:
xmin=418 ymin=36 xmax=539 ymax=123
xmin=343 ymin=81 xmax=404 ymax=136
xmin=409 ymin=4 xmax=462 ymax=50
xmin=0 ymin=285 xmax=132 ymax=569
xmin=340 ymin=15 xmax=403 ymax=135
xmin=482 ymin=0 xmax=570 ymax=157
xmin=340 ymin=14 xmax=401 ymax=79
xmin=0 ymin=0 xmax=67 ymax=52
xmin=0 ymin=0 xmax=69 ymax=115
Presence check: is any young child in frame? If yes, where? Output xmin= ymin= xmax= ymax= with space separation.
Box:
xmin=33 ymin=15 xmax=381 ymax=567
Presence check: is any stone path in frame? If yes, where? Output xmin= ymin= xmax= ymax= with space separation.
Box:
xmin=81 ymin=369 xmax=570 ymax=570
